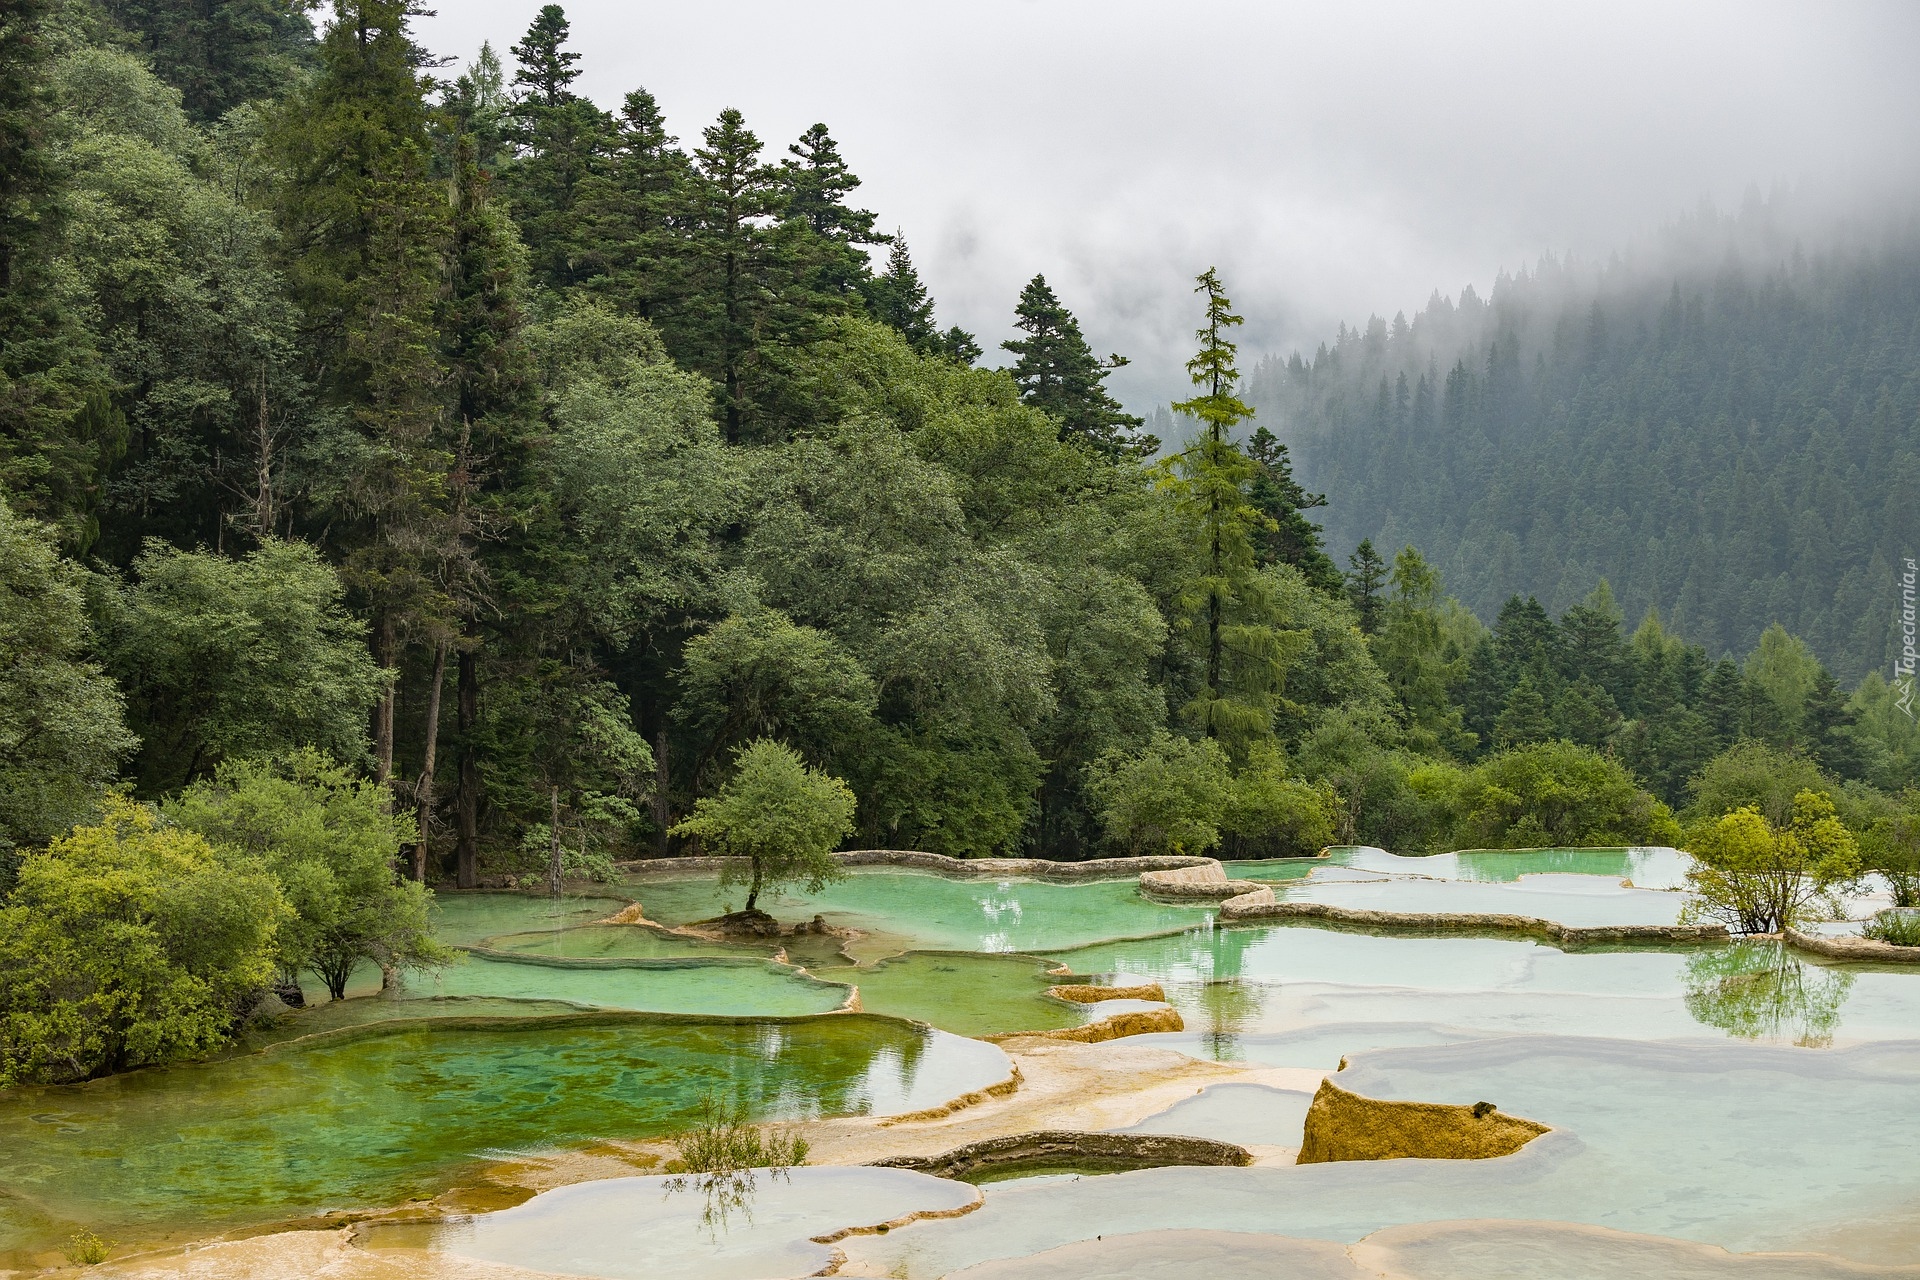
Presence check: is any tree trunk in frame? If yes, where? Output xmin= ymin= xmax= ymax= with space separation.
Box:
xmin=373 ymin=615 xmax=396 ymax=788
xmin=745 ymin=857 xmax=762 ymax=913
xmin=652 ymin=726 xmax=671 ymax=854
xmin=548 ymin=784 xmax=563 ymax=899
xmin=454 ymin=645 xmax=480 ymax=889
xmin=410 ymin=638 xmax=450 ymax=883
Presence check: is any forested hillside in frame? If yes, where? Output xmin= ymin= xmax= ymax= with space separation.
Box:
xmin=6 ymin=0 xmax=1920 ymax=942
xmin=1251 ymin=218 xmax=1920 ymax=683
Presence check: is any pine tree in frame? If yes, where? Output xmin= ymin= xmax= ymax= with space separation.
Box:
xmin=679 ymin=108 xmax=802 ymax=442
xmin=1493 ymin=674 xmax=1554 ymax=749
xmin=1344 ymin=539 xmax=1387 ymax=632
xmin=0 ymin=0 xmax=117 ymax=539
xmin=779 ymin=123 xmax=883 ymax=303
xmin=503 ymin=4 xmax=612 ymax=289
xmin=99 ymin=0 xmax=315 ymax=122
xmin=1246 ymin=426 xmax=1340 ymax=590
xmin=1003 ymin=274 xmax=1144 ymax=458
xmin=570 ymin=87 xmax=690 ymax=317
xmin=266 ymin=0 xmax=453 ymax=786
xmin=1802 ymin=669 xmax=1867 ymax=780
xmin=1169 ymin=269 xmax=1298 ymax=750
xmin=868 ymin=235 xmax=936 ymax=349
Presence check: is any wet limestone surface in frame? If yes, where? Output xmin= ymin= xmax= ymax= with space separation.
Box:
xmin=1294 ymin=1077 xmax=1548 ymax=1163
xmin=838 ymin=1036 xmax=1920 ymax=1276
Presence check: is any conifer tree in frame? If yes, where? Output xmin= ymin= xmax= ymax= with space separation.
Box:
xmin=266 ymin=0 xmax=453 ymax=786
xmin=869 ymin=235 xmax=936 ymax=348
xmin=1169 ymin=269 xmax=1299 ymax=750
xmin=681 ymin=108 xmax=797 ymax=442
xmin=1003 ymin=274 xmax=1144 ymax=458
xmin=504 ymin=4 xmax=612 ymax=289
xmin=99 ymin=0 xmax=315 ymax=122
xmin=1344 ymin=539 xmax=1388 ymax=633
xmin=571 ymin=87 xmax=690 ymax=317
xmin=1246 ymin=426 xmax=1340 ymax=590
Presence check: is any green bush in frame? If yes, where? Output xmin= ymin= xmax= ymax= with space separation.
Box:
xmin=1863 ymin=910 xmax=1920 ymax=947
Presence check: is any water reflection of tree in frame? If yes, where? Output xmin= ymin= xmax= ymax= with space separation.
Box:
xmin=1194 ymin=927 xmax=1265 ymax=1058
xmin=1683 ymin=941 xmax=1855 ymax=1047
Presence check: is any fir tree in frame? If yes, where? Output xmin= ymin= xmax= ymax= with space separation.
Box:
xmin=868 ymin=235 xmax=936 ymax=349
xmin=1344 ymin=539 xmax=1388 ymax=633
xmin=504 ymin=4 xmax=612 ymax=289
xmin=99 ymin=0 xmax=315 ymax=122
xmin=570 ymin=87 xmax=690 ymax=317
xmin=780 ymin=123 xmax=883 ymax=302
xmin=1246 ymin=426 xmax=1340 ymax=590
xmin=1169 ymin=269 xmax=1298 ymax=750
xmin=1803 ymin=669 xmax=1867 ymax=780
xmin=1493 ymin=674 xmax=1554 ymax=749
xmin=1002 ymin=274 xmax=1144 ymax=458
xmin=266 ymin=0 xmax=453 ymax=786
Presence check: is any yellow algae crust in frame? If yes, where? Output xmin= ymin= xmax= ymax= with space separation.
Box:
xmin=1046 ymin=982 xmax=1167 ymax=1004
xmin=1295 ymin=1077 xmax=1547 ymax=1164
xmin=983 ymin=1005 xmax=1183 ymax=1045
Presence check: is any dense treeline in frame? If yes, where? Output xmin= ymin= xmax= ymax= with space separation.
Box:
xmin=1252 ymin=214 xmax=1920 ymax=685
xmin=5 ymin=0 xmax=1917 ymax=1086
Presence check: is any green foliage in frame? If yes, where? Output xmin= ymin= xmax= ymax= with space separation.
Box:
xmin=1221 ymin=742 xmax=1334 ymax=858
xmin=0 ymin=799 xmax=287 ymax=1086
xmin=670 ymin=740 xmax=856 ymax=912
xmin=1085 ymin=731 xmax=1233 ymax=856
xmin=1683 ymin=790 xmax=1862 ymax=934
xmin=167 ymin=751 xmax=446 ymax=999
xmin=675 ymin=611 xmax=876 ymax=788
xmin=63 ymin=1229 xmax=112 ymax=1265
xmin=1439 ymin=740 xmax=1680 ymax=851
xmin=98 ymin=540 xmax=386 ymax=792
xmin=1858 ymin=790 xmax=1920 ymax=908
xmin=1002 ymin=274 xmax=1144 ymax=458
xmin=0 ymin=496 xmax=136 ymax=868
xmin=1863 ymin=909 xmax=1920 ymax=946
xmin=98 ymin=0 xmax=313 ymax=123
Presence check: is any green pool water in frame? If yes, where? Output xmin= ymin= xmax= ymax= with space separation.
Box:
xmin=405 ymin=952 xmax=852 ymax=1017
xmin=429 ymin=892 xmax=636 ymax=946
xmin=810 ymin=952 xmax=1088 ymax=1037
xmin=480 ymin=923 xmax=769 ymax=961
xmin=1233 ymin=846 xmax=1693 ymax=890
xmin=627 ymin=869 xmax=1208 ymax=959
xmin=0 ymin=1013 xmax=1007 ymax=1258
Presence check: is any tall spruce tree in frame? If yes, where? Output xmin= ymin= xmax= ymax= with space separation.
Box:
xmin=780 ymin=122 xmax=883 ymax=301
xmin=98 ymin=0 xmax=314 ymax=122
xmin=504 ymin=4 xmax=611 ymax=289
xmin=1344 ymin=539 xmax=1388 ymax=633
xmin=571 ymin=87 xmax=689 ymax=316
xmin=1169 ymin=269 xmax=1299 ymax=750
xmin=1247 ymin=426 xmax=1340 ymax=590
xmin=266 ymin=0 xmax=453 ymax=787
xmin=868 ymin=235 xmax=935 ymax=348
xmin=1002 ymin=274 xmax=1143 ymax=458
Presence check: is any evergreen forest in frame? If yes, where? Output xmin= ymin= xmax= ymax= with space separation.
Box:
xmin=4 ymin=0 xmax=1919 ymax=955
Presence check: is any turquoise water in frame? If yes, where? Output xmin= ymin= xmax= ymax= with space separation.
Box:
xmin=365 ymin=1167 xmax=978 ymax=1280
xmin=843 ymin=1037 xmax=1920 ymax=1274
xmin=408 ymin=952 xmax=851 ymax=1017
xmin=1234 ymin=847 xmax=1693 ymax=890
xmin=629 ymin=869 xmax=1209 ymax=959
xmin=0 ymin=1015 xmax=1006 ymax=1256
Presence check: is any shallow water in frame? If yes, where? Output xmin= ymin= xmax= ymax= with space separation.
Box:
xmin=808 ymin=951 xmax=1088 ymax=1037
xmin=0 ymin=1014 xmax=1006 ymax=1256
xmin=1232 ymin=847 xmax=1693 ymax=890
xmin=409 ymin=952 xmax=851 ymax=1017
xmin=1054 ymin=929 xmax=1920 ymax=1049
xmin=628 ymin=869 xmax=1208 ymax=958
xmin=428 ymin=891 xmax=637 ymax=945
xmin=482 ymin=923 xmax=770 ymax=961
xmin=843 ymin=1037 xmax=1920 ymax=1275
xmin=365 ymin=1166 xmax=978 ymax=1280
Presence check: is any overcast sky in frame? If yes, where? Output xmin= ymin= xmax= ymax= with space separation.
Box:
xmin=416 ymin=1 xmax=1920 ymax=413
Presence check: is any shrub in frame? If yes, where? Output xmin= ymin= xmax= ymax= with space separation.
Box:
xmin=1683 ymin=790 xmax=1861 ymax=934
xmin=1863 ymin=910 xmax=1920 ymax=947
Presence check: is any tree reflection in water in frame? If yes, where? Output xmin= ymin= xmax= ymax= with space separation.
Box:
xmin=660 ymin=1094 xmax=808 ymax=1238
xmin=1683 ymin=940 xmax=1855 ymax=1047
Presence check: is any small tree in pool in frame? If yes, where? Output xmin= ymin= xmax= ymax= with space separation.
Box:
xmin=671 ymin=740 xmax=857 ymax=914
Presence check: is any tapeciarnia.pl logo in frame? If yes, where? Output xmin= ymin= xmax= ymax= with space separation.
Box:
xmin=1899 ymin=557 xmax=1917 ymax=718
